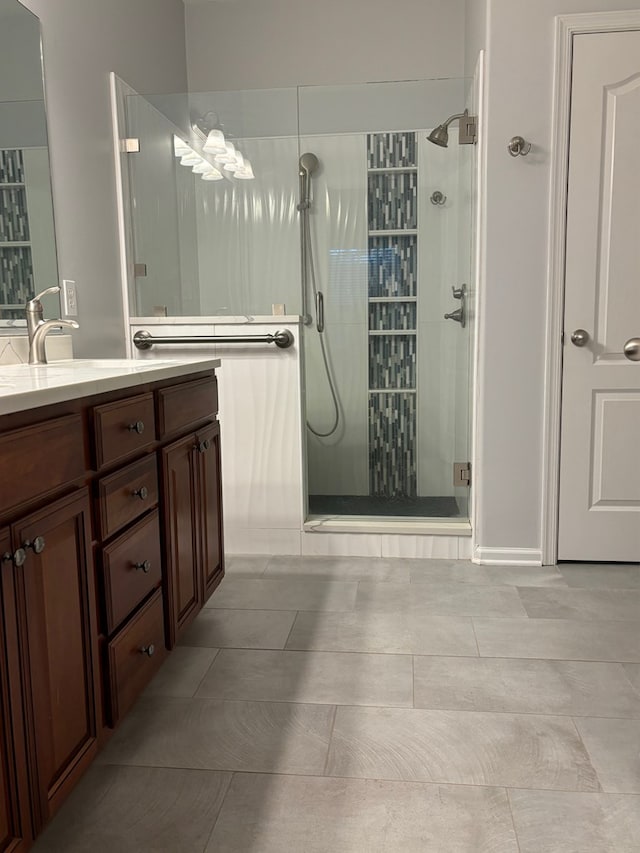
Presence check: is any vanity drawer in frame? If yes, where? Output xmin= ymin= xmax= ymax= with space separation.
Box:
xmin=96 ymin=454 xmax=158 ymax=539
xmin=93 ymin=392 xmax=156 ymax=469
xmin=106 ymin=589 xmax=166 ymax=725
xmin=100 ymin=510 xmax=162 ymax=635
xmin=156 ymin=376 xmax=217 ymax=439
xmin=0 ymin=414 xmax=86 ymax=516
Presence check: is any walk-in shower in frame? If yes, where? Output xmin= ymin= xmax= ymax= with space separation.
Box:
xmin=119 ymin=76 xmax=474 ymax=527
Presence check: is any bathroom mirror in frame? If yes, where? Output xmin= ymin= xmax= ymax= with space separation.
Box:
xmin=0 ymin=0 xmax=59 ymax=327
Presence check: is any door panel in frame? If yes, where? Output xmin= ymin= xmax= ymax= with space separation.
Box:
xmin=558 ymin=30 xmax=640 ymax=561
xmin=12 ymin=491 xmax=98 ymax=828
xmin=0 ymin=530 xmax=32 ymax=852
xmin=161 ymin=433 xmax=200 ymax=647
xmin=197 ymin=422 xmax=224 ymax=601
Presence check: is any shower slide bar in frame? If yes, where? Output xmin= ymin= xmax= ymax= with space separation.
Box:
xmin=133 ymin=329 xmax=294 ymax=350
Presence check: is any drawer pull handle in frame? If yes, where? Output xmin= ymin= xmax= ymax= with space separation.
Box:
xmin=132 ymin=486 xmax=149 ymax=500
xmin=24 ymin=536 xmax=46 ymax=555
xmin=140 ymin=643 xmax=155 ymax=657
xmin=197 ymin=439 xmax=211 ymax=453
xmin=134 ymin=559 xmax=151 ymax=573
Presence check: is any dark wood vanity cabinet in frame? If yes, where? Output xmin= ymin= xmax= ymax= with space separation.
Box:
xmin=10 ymin=491 xmax=99 ymax=830
xmin=0 ymin=529 xmax=32 ymax=853
xmin=159 ymin=381 xmax=224 ymax=648
xmin=0 ymin=366 xmax=224 ymax=850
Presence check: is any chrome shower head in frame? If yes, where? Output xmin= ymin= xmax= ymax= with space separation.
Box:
xmin=427 ymin=109 xmax=477 ymax=147
xmin=299 ymin=152 xmax=319 ymax=175
xmin=427 ymin=124 xmax=450 ymax=147
xmin=298 ymin=152 xmax=319 ymax=211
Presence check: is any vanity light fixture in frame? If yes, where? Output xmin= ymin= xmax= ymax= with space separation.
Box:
xmin=234 ymin=159 xmax=255 ymax=180
xmin=192 ymin=112 xmax=256 ymax=180
xmin=202 ymin=169 xmax=224 ymax=181
xmin=180 ymin=151 xmax=201 ymax=166
xmin=203 ymin=128 xmax=226 ymax=154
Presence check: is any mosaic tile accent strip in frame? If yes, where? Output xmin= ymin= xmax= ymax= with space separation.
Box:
xmin=1 ymin=246 xmax=34 ymax=307
xmin=369 ymin=392 xmax=417 ymax=497
xmin=367 ymin=172 xmax=418 ymax=231
xmin=0 ymin=149 xmax=25 ymax=184
xmin=367 ymin=132 xmax=416 ymax=169
xmin=369 ymin=334 xmax=416 ymax=389
xmin=369 ymin=301 xmax=416 ymax=331
xmin=0 ymin=187 xmax=30 ymax=242
xmin=368 ymin=236 xmax=417 ymax=298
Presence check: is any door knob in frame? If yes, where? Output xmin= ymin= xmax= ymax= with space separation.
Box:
xmin=623 ymin=337 xmax=640 ymax=361
xmin=570 ymin=329 xmax=590 ymax=347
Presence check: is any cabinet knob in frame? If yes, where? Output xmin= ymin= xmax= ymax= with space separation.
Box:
xmin=13 ymin=548 xmax=27 ymax=567
xmin=139 ymin=643 xmax=155 ymax=657
xmin=197 ymin=439 xmax=211 ymax=453
xmin=132 ymin=486 xmax=149 ymax=500
xmin=1 ymin=551 xmax=13 ymax=565
xmin=134 ymin=559 xmax=151 ymax=573
xmin=128 ymin=420 xmax=145 ymax=434
xmin=24 ymin=536 xmax=46 ymax=555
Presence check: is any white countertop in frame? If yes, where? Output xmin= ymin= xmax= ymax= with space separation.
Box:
xmin=0 ymin=358 xmax=221 ymax=416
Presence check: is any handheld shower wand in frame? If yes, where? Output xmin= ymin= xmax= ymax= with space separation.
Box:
xmin=298 ymin=152 xmax=319 ymax=211
xmin=297 ymin=152 xmax=340 ymax=437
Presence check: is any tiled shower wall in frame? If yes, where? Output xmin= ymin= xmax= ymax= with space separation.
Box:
xmin=0 ymin=149 xmax=33 ymax=317
xmin=367 ymin=132 xmax=418 ymax=498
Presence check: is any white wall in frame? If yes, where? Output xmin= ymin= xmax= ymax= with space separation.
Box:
xmin=474 ymin=0 xmax=640 ymax=561
xmin=0 ymin=4 xmax=42 ymax=101
xmin=185 ymin=0 xmax=466 ymax=91
xmin=19 ymin=0 xmax=188 ymax=357
xmin=464 ymin=0 xmax=488 ymax=76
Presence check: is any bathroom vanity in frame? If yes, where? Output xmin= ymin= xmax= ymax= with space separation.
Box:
xmin=0 ymin=358 xmax=223 ymax=851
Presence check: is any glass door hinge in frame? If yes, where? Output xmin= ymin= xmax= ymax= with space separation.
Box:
xmin=121 ymin=138 xmax=141 ymax=153
xmin=453 ymin=462 xmax=471 ymax=487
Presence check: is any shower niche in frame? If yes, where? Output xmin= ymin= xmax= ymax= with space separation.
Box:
xmin=367 ymin=131 xmax=419 ymax=502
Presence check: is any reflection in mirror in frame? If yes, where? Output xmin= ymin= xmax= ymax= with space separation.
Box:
xmin=0 ymin=0 xmax=59 ymax=327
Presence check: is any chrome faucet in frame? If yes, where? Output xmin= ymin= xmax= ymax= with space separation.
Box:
xmin=25 ymin=286 xmax=79 ymax=365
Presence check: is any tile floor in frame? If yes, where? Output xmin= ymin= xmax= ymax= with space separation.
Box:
xmin=33 ymin=555 xmax=640 ymax=852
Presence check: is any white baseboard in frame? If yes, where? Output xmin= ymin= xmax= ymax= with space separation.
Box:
xmin=473 ymin=546 xmax=543 ymax=566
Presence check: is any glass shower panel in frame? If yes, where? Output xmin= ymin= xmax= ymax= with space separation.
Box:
xmin=298 ymin=79 xmax=473 ymax=521
xmin=123 ymin=87 xmax=300 ymax=318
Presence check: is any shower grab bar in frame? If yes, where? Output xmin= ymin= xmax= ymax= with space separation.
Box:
xmin=133 ymin=329 xmax=294 ymax=350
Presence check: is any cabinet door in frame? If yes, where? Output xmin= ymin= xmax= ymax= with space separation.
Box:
xmin=12 ymin=490 xmax=99 ymax=830
xmin=161 ymin=432 xmax=200 ymax=648
xmin=196 ymin=422 xmax=225 ymax=602
xmin=0 ymin=530 xmax=32 ymax=852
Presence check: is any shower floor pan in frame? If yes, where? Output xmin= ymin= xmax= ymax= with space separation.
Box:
xmin=308 ymin=494 xmax=460 ymax=518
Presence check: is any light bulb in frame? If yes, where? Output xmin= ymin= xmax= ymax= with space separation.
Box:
xmin=202 ymin=169 xmax=224 ymax=181
xmin=173 ymin=135 xmax=191 ymax=156
xmin=203 ymin=129 xmax=226 ymax=153
xmin=234 ymin=159 xmax=254 ymax=179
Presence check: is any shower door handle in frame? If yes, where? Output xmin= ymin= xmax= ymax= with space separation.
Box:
xmin=316 ymin=292 xmax=325 ymax=333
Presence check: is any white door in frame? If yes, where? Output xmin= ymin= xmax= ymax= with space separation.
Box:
xmin=558 ymin=30 xmax=640 ymax=562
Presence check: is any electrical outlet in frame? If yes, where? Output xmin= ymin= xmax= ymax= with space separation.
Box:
xmin=62 ymin=279 xmax=78 ymax=316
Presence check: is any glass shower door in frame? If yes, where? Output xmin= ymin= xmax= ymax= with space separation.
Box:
xmin=298 ymin=79 xmax=473 ymax=521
